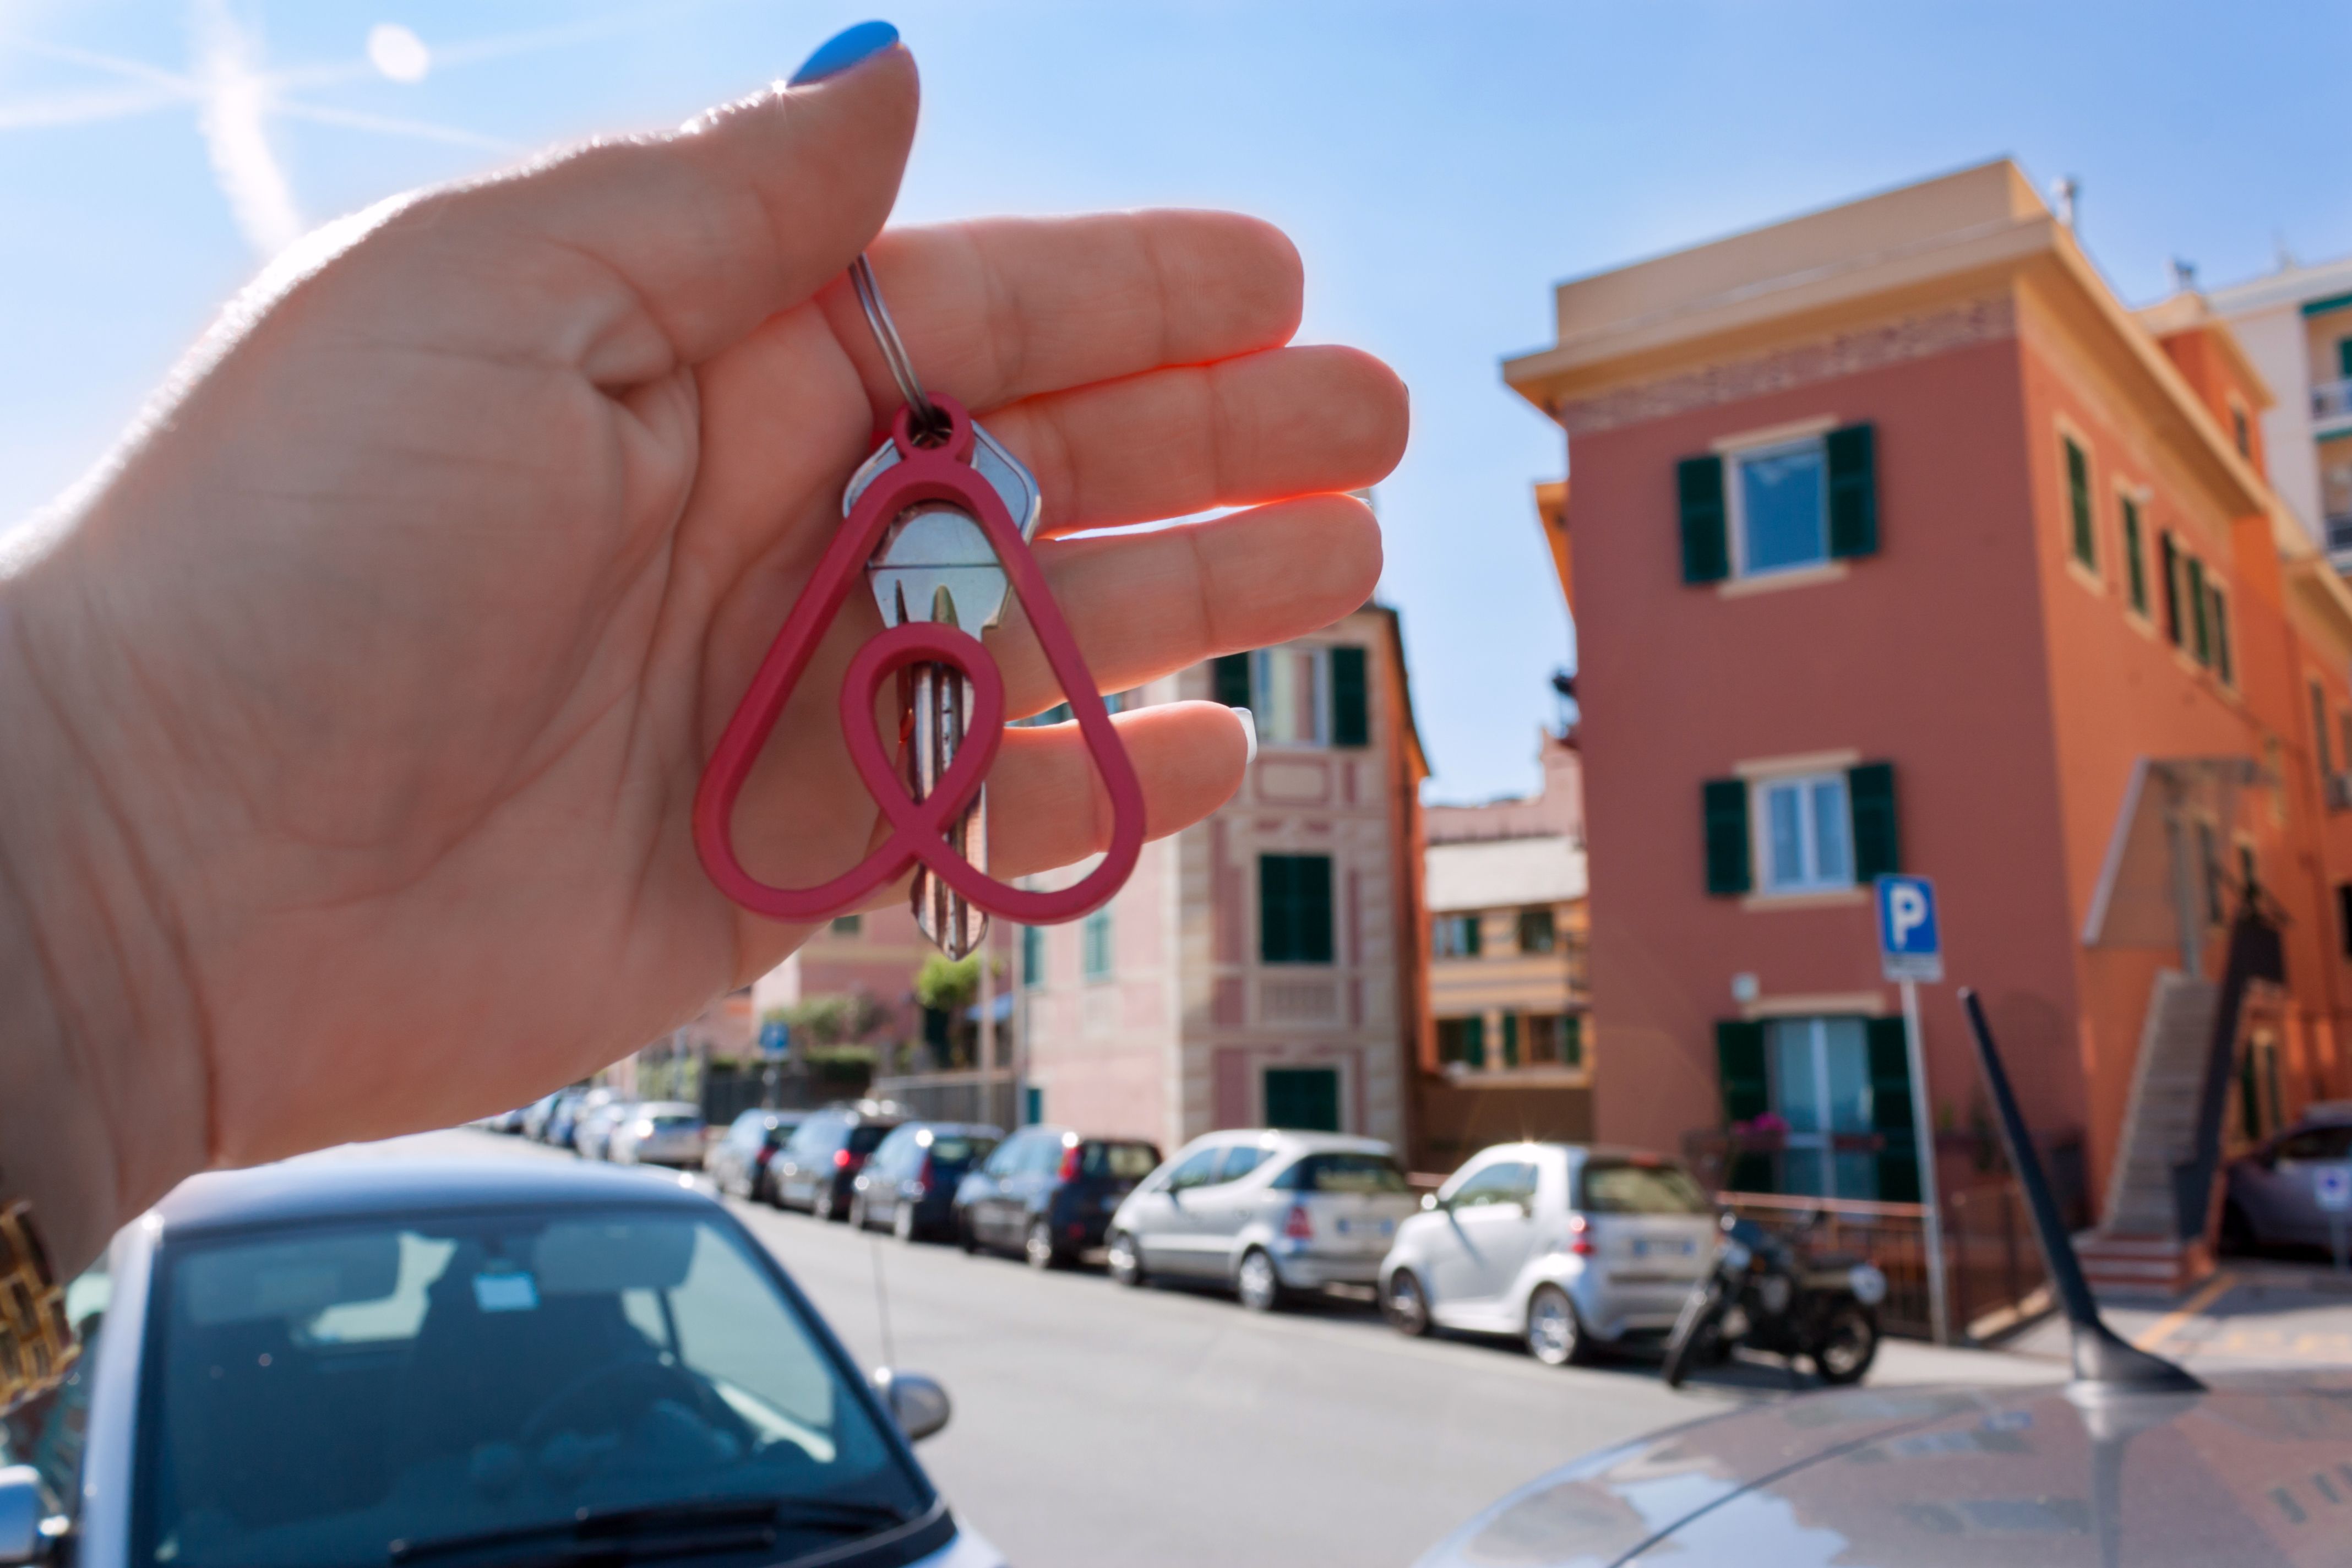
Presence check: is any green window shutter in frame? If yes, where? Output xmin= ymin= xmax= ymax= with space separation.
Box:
xmin=1865 ymin=1016 xmax=1920 ymax=1203
xmin=2121 ymin=499 xmax=2147 ymax=614
xmin=2159 ymin=533 xmax=2181 ymax=644
xmin=1260 ymin=854 xmax=1333 ymax=963
xmin=1677 ymin=455 xmax=1730 ymax=585
xmin=2339 ymin=338 xmax=2352 ymax=381
xmin=1561 ymin=1015 xmax=1584 ymax=1069
xmin=1501 ymin=1012 xmax=1520 ymax=1068
xmin=2065 ymin=438 xmax=2095 ymax=568
xmin=1848 ymin=762 xmax=1901 ymax=880
xmin=2188 ymin=557 xmax=2211 ymax=665
xmin=1715 ymin=1020 xmax=1771 ymax=1191
xmin=1212 ymin=652 xmax=1253 ymax=709
xmin=1825 ymin=423 xmax=1879 ymax=559
xmin=1702 ymin=778 xmax=1752 ymax=895
xmin=1464 ymin=1016 xmax=1486 ymax=1070
xmin=2211 ymin=590 xmax=2233 ymax=684
xmin=1464 ymin=913 xmax=1481 ymax=957
xmin=1329 ymin=645 xmax=1369 ymax=747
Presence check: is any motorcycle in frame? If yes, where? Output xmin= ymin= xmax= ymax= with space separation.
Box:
xmin=1661 ymin=1211 xmax=1888 ymax=1388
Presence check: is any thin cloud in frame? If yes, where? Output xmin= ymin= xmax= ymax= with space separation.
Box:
xmin=274 ymin=99 xmax=515 ymax=152
xmin=0 ymin=81 xmax=187 ymax=129
xmin=188 ymin=0 xmax=300 ymax=258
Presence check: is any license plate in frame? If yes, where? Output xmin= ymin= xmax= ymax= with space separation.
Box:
xmin=1334 ymin=1218 xmax=1394 ymax=1239
xmin=1631 ymin=1238 xmax=1692 ymax=1259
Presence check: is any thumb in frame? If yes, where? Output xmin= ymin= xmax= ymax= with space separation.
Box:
xmin=423 ymin=28 xmax=918 ymax=373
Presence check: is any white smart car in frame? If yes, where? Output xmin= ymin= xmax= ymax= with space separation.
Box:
xmin=1378 ymin=1143 xmax=1717 ymax=1366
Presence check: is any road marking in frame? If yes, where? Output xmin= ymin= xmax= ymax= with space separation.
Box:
xmin=2133 ymin=1270 xmax=2236 ymax=1352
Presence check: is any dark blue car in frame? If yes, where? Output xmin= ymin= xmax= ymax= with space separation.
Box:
xmin=850 ymin=1122 xmax=1003 ymax=1241
xmin=952 ymin=1126 xmax=1162 ymax=1268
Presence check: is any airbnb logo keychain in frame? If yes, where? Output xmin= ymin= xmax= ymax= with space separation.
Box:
xmin=692 ymin=254 xmax=1145 ymax=957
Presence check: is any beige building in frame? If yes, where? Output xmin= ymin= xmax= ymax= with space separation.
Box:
xmin=2207 ymin=254 xmax=2352 ymax=566
xmin=1417 ymin=730 xmax=1593 ymax=1162
xmin=1015 ymin=603 xmax=1430 ymax=1154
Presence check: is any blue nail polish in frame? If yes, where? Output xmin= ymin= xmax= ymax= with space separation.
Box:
xmin=788 ymin=20 xmax=899 ymax=85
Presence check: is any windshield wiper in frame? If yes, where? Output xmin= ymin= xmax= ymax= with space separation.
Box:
xmin=389 ymin=1495 xmax=910 ymax=1567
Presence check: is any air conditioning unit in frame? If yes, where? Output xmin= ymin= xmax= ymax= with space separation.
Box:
xmin=2328 ymin=772 xmax=2352 ymax=813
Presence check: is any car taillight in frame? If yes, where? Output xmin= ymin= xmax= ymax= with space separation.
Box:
xmin=832 ymin=1148 xmax=856 ymax=1170
xmin=1283 ymin=1204 xmax=1314 ymax=1241
xmin=1058 ymin=1146 xmax=1083 ymax=1183
xmin=913 ymin=1155 xmax=934 ymax=1197
xmin=1567 ymin=1213 xmax=1595 ymax=1256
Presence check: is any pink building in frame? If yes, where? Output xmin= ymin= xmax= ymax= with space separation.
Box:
xmin=1014 ymin=605 xmax=1430 ymax=1153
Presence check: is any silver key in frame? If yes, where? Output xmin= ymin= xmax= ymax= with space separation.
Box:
xmin=850 ymin=421 xmax=1041 ymax=959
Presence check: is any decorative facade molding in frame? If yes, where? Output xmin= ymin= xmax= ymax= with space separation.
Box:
xmin=1555 ymin=296 xmax=2017 ymax=436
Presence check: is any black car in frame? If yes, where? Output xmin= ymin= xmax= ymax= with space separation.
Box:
xmin=952 ymin=1125 xmax=1161 ymax=1267
xmin=851 ymin=1123 xmax=1003 ymax=1240
xmin=770 ymin=1103 xmax=906 ymax=1221
xmin=705 ymin=1108 xmax=809 ymax=1202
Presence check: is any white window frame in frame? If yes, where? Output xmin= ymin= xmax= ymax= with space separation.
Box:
xmin=1751 ymin=771 xmax=1855 ymax=894
xmin=1250 ymin=646 xmax=1331 ymax=749
xmin=1726 ymin=435 xmax=1831 ymax=581
xmin=1081 ymin=907 xmax=1114 ymax=982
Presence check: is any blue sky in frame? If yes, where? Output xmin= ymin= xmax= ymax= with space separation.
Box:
xmin=3 ymin=2 xmax=2348 ymax=803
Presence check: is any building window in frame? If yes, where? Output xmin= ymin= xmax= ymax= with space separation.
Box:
xmin=1259 ymin=854 xmax=1335 ymax=964
xmin=829 ymin=914 xmax=862 ymax=936
xmin=1210 ymin=647 xmax=1368 ymax=747
xmin=2338 ymin=884 xmax=2352 ymax=959
xmin=1766 ymin=1016 xmax=1883 ymax=1200
xmin=1020 ymin=923 xmax=1044 ymax=987
xmin=1436 ymin=1016 xmax=1485 ymax=1069
xmin=1523 ymin=1013 xmax=1584 ymax=1069
xmin=1431 ymin=913 xmax=1480 ymax=959
xmin=1732 ymin=437 xmax=1831 ymax=575
xmin=2231 ymin=403 xmax=2252 ymax=459
xmin=2120 ymin=496 xmax=2148 ymax=616
xmin=2209 ymin=584 xmax=2234 ymax=685
xmin=1756 ymin=772 xmax=1854 ymax=892
xmin=1264 ymin=1066 xmax=1342 ymax=1133
xmin=1516 ymin=907 xmax=1557 ymax=953
xmin=1082 ymin=907 xmax=1113 ymax=981
xmin=2064 ymin=436 xmax=2096 ymax=570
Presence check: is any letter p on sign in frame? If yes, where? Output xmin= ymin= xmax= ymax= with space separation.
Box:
xmin=1876 ymin=875 xmax=1943 ymax=982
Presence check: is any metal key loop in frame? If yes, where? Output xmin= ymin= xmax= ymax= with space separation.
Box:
xmin=851 ymin=254 xmax=945 ymax=443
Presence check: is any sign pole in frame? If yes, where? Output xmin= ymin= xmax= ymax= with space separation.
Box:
xmin=1901 ymin=976 xmax=1950 ymax=1344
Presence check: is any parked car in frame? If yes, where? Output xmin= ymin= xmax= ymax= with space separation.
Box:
xmin=1379 ymin=1144 xmax=1719 ymax=1366
xmin=0 ymin=1156 xmax=1000 ymax=1568
xmin=955 ymin=1126 xmax=1161 ymax=1267
xmin=573 ymin=1097 xmax=636 ymax=1162
xmin=545 ymin=1086 xmax=614 ymax=1150
xmin=771 ymin=1103 xmax=907 ymax=1221
xmin=2223 ymin=1103 xmax=2352 ymax=1253
xmin=532 ymin=1087 xmax=582 ymax=1144
xmin=706 ymin=1109 xmax=809 ymax=1201
xmin=1105 ymin=1131 xmax=1419 ymax=1310
xmin=852 ymin=1124 xmax=1002 ymax=1242
xmin=607 ymin=1101 xmax=709 ymax=1168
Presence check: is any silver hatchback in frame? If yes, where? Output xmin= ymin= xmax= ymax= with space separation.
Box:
xmin=1105 ymin=1131 xmax=1419 ymax=1311
xmin=1378 ymin=1144 xmax=1717 ymax=1365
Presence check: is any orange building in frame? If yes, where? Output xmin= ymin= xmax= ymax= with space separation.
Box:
xmin=1503 ymin=161 xmax=2352 ymax=1288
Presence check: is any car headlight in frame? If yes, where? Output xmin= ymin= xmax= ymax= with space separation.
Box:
xmin=1849 ymin=1263 xmax=1888 ymax=1306
xmin=1720 ymin=1240 xmax=1752 ymax=1271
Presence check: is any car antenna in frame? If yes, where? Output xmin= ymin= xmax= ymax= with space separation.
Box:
xmin=1958 ymin=988 xmax=2201 ymax=1396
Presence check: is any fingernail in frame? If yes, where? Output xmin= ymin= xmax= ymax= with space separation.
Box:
xmin=1232 ymin=707 xmax=1259 ymax=767
xmin=788 ymin=20 xmax=899 ymax=85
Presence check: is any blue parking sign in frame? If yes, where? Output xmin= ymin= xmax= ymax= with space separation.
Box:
xmin=1875 ymin=875 xmax=1942 ymax=982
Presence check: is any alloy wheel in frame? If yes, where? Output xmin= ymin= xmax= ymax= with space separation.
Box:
xmin=1236 ymin=1249 xmax=1282 ymax=1313
xmin=1384 ymin=1271 xmax=1431 ymax=1337
xmin=1107 ymin=1232 xmax=1145 ymax=1287
xmin=1526 ymin=1285 xmax=1583 ymax=1366
xmin=1026 ymin=1219 xmax=1060 ymax=1270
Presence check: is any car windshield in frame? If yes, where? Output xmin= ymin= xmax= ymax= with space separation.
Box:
xmin=1580 ymin=1160 xmax=1712 ymax=1215
xmin=1084 ymin=1142 xmax=1160 ymax=1180
xmin=846 ymin=1124 xmax=895 ymax=1156
xmin=922 ymin=1135 xmax=992 ymax=1167
xmin=135 ymin=1205 xmax=928 ymax=1568
xmin=1274 ymin=1153 xmax=1411 ymax=1194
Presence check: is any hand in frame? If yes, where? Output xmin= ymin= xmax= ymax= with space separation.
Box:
xmin=0 ymin=41 xmax=1404 ymax=1267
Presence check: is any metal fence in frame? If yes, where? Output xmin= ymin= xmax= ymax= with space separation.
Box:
xmin=870 ymin=1070 xmax=1021 ymax=1131
xmin=1717 ymin=1180 xmax=2048 ymax=1344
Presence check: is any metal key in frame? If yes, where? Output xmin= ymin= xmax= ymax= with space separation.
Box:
xmin=848 ymin=420 xmax=1042 ymax=959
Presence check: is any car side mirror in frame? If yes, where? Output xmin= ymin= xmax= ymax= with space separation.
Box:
xmin=0 ymin=1466 xmax=57 ymax=1565
xmin=872 ymin=1369 xmax=951 ymax=1444
xmin=1420 ymin=1192 xmax=1440 ymax=1212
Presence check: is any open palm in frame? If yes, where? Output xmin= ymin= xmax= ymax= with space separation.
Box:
xmin=2 ymin=45 xmax=1403 ymax=1207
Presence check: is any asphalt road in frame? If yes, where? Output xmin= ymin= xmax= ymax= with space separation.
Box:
xmin=389 ymin=1128 xmax=2065 ymax=1568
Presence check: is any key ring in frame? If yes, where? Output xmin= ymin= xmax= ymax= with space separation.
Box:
xmin=690 ymin=257 xmax=1147 ymax=929
xmin=850 ymin=254 xmax=944 ymax=442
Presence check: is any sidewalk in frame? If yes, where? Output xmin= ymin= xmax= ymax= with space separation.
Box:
xmin=2000 ymin=1257 xmax=2352 ymax=1371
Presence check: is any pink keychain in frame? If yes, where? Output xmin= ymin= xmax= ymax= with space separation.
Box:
xmin=692 ymin=255 xmax=1146 ymax=956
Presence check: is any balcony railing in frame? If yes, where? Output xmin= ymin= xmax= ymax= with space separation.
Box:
xmin=2315 ymin=379 xmax=2352 ymax=424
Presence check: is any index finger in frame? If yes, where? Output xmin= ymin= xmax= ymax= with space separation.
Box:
xmin=821 ymin=210 xmax=1304 ymax=417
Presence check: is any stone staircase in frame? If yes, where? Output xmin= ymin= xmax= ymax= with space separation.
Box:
xmin=2078 ymin=972 xmax=2220 ymax=1294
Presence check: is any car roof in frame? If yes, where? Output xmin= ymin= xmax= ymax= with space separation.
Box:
xmin=1184 ymin=1130 xmax=1394 ymax=1157
xmin=637 ymin=1101 xmax=702 ymax=1115
xmin=153 ymin=1156 xmax=717 ymax=1237
xmin=1413 ymin=1369 xmax=2352 ymax=1568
